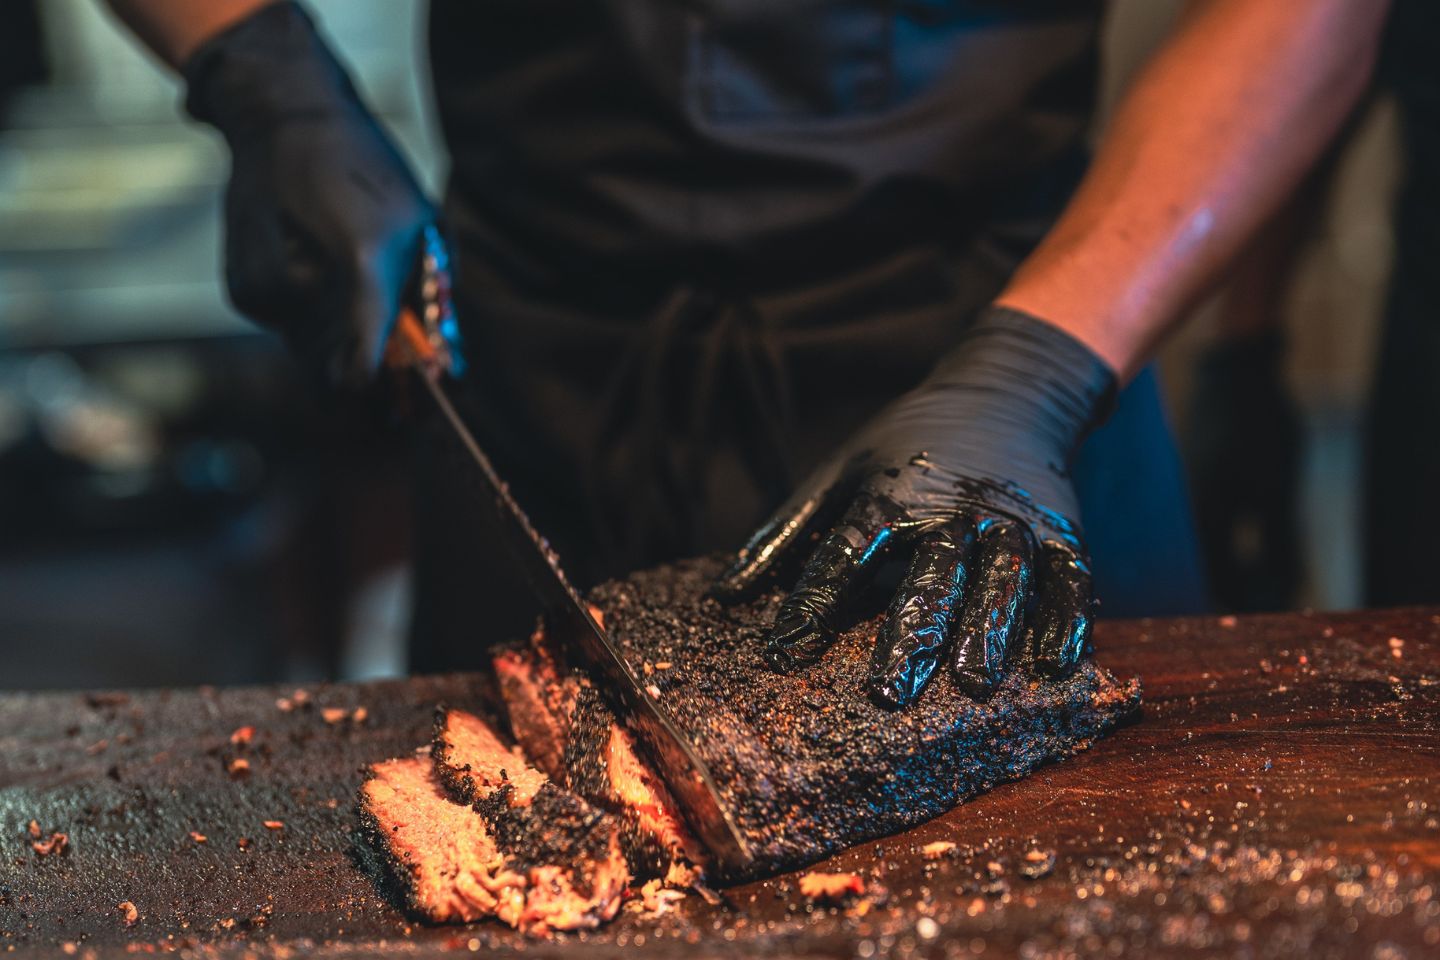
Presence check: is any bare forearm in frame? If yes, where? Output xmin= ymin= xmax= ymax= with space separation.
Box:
xmin=997 ymin=0 xmax=1388 ymax=378
xmin=103 ymin=0 xmax=278 ymax=68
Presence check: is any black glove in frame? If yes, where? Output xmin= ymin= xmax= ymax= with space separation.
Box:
xmin=715 ymin=307 xmax=1116 ymax=708
xmin=183 ymin=2 xmax=433 ymax=391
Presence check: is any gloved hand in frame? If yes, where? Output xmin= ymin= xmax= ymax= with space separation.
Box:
xmin=183 ymin=2 xmax=433 ymax=391
xmin=715 ymin=307 xmax=1116 ymax=708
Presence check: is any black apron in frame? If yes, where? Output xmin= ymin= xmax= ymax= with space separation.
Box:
xmin=412 ymin=0 xmax=1206 ymax=671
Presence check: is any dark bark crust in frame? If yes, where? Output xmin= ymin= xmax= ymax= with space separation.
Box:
xmin=561 ymin=686 xmax=675 ymax=875
xmin=353 ymin=767 xmax=438 ymax=922
xmin=585 ymin=555 xmax=1141 ymax=877
xmin=428 ymin=709 xmax=619 ymax=880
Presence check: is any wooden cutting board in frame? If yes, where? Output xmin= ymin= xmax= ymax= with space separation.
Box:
xmin=2 ymin=607 xmax=1437 ymax=958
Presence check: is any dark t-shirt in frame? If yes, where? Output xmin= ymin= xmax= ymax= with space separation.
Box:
xmin=428 ymin=0 xmax=1103 ymax=300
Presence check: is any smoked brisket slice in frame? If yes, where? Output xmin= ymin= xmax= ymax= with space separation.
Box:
xmin=544 ymin=555 xmax=1142 ymax=879
xmin=494 ymin=644 xmax=707 ymax=885
xmin=359 ymin=710 xmax=628 ymax=934
xmin=563 ymin=686 xmax=707 ymax=884
xmin=430 ymin=709 xmax=628 ymax=890
xmin=357 ymin=758 xmax=527 ymax=927
xmin=492 ymin=627 xmax=579 ymax=782
xmin=431 ymin=706 xmax=548 ymax=805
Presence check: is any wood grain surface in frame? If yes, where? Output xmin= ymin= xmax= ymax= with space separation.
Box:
xmin=1 ymin=607 xmax=1437 ymax=958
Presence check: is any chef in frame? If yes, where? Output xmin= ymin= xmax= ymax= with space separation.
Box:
xmin=105 ymin=0 xmax=1387 ymax=705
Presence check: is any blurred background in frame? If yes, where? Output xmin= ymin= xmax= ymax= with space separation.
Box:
xmin=0 ymin=1 xmax=1411 ymax=690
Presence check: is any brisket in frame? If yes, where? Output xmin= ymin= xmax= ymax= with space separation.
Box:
xmin=512 ymin=555 xmax=1142 ymax=879
xmin=431 ymin=706 xmax=548 ymax=805
xmin=357 ymin=758 xmax=526 ymax=926
xmin=494 ymin=645 xmax=706 ymax=884
xmin=562 ymin=686 xmax=707 ymax=884
xmin=358 ymin=710 xmax=628 ymax=934
xmin=492 ymin=627 xmax=579 ymax=782
xmin=360 ymin=553 xmax=1140 ymax=932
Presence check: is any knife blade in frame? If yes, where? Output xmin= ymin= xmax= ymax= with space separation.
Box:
xmin=388 ymin=230 xmax=755 ymax=878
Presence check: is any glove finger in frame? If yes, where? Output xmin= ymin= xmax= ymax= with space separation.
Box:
xmin=223 ymin=189 xmax=314 ymax=329
xmin=713 ymin=456 xmax=849 ymax=600
xmin=336 ymin=259 xmax=396 ymax=391
xmin=283 ymin=284 xmax=367 ymax=394
xmin=230 ymin=203 xmax=354 ymax=391
xmin=763 ymin=491 xmax=901 ymax=672
xmin=950 ymin=518 xmax=1034 ymax=699
xmin=277 ymin=209 xmax=330 ymax=300
xmin=866 ymin=518 xmax=977 ymax=709
xmin=1027 ymin=543 xmax=1095 ymax=679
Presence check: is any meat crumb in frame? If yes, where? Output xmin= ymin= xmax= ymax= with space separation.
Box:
xmin=237 ymin=837 xmax=251 ymax=851
xmin=278 ymin=689 xmax=312 ymax=712
xmin=799 ymin=872 xmax=865 ymax=901
xmin=1020 ymin=847 xmax=1057 ymax=879
xmin=351 ymin=706 xmax=369 ymax=724
xmin=229 ymin=726 xmax=255 ymax=746
xmin=32 ymin=832 xmax=68 ymax=857
xmin=646 ymin=684 xmax=662 ymax=699
xmin=321 ymin=707 xmax=349 ymax=725
xmin=262 ymin=820 xmax=284 ymax=830
xmin=27 ymin=819 xmax=40 ymax=839
xmin=637 ymin=878 xmax=686 ymax=916
xmin=922 ymin=841 xmax=957 ymax=860
xmin=189 ymin=832 xmax=207 ymax=844
xmin=1218 ymin=615 xmax=1238 ymax=628
xmin=847 ymin=899 xmax=874 ymax=919
xmin=654 ymin=661 xmax=673 ymax=671
xmin=226 ymin=757 xmax=250 ymax=777
xmin=118 ymin=901 xmax=138 ymax=926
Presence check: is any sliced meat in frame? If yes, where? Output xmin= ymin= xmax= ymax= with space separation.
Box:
xmin=495 ymin=645 xmax=707 ymax=884
xmin=557 ymin=555 xmax=1141 ymax=880
xmin=492 ymin=626 xmax=580 ymax=781
xmin=564 ymin=687 xmax=707 ymax=885
xmin=431 ymin=707 xmax=547 ymax=805
xmin=429 ymin=709 xmax=630 ymax=932
xmin=360 ymin=710 xmax=628 ymax=935
xmin=357 ymin=758 xmax=528 ymax=927
xmin=377 ymin=548 xmax=1137 ymax=929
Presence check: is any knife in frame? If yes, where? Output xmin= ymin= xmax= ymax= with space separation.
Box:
xmin=387 ymin=227 xmax=755 ymax=879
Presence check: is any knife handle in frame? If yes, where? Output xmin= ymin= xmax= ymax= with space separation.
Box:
xmin=385 ymin=306 xmax=442 ymax=371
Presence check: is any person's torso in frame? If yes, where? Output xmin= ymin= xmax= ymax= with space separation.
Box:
xmin=429 ymin=0 xmax=1102 ymax=297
